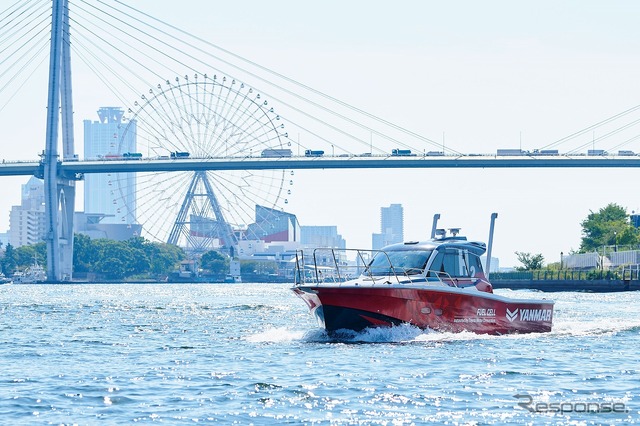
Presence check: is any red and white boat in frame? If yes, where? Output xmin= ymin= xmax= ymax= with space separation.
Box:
xmin=292 ymin=214 xmax=554 ymax=335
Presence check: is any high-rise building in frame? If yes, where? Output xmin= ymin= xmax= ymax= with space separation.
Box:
xmin=83 ymin=107 xmax=137 ymax=224
xmin=8 ymin=176 xmax=46 ymax=247
xmin=301 ymin=225 xmax=346 ymax=249
xmin=372 ymin=203 xmax=404 ymax=249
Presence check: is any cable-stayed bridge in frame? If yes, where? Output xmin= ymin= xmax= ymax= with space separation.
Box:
xmin=3 ymin=153 xmax=640 ymax=178
xmin=3 ymin=0 xmax=640 ymax=280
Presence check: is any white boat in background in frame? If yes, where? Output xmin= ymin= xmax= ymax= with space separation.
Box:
xmin=13 ymin=261 xmax=47 ymax=284
xmin=0 ymin=273 xmax=11 ymax=285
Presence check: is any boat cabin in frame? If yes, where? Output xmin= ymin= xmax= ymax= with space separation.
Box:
xmin=367 ymin=236 xmax=487 ymax=283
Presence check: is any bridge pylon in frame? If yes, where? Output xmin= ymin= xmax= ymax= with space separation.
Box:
xmin=43 ymin=0 xmax=78 ymax=281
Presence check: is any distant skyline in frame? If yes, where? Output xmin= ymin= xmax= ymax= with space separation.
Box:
xmin=2 ymin=1 xmax=640 ymax=266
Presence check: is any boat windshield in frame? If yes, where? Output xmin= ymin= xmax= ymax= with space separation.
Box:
xmin=365 ymin=250 xmax=433 ymax=276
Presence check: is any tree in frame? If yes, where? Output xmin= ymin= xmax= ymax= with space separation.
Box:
xmin=515 ymin=251 xmax=545 ymax=271
xmin=145 ymin=242 xmax=184 ymax=276
xmin=580 ymin=203 xmax=640 ymax=252
xmin=1 ymin=243 xmax=17 ymax=276
xmin=200 ymin=250 xmax=228 ymax=274
xmin=74 ymin=233 xmax=97 ymax=273
xmin=14 ymin=243 xmax=46 ymax=270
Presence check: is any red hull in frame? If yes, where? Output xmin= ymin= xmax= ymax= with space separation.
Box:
xmin=293 ymin=285 xmax=553 ymax=335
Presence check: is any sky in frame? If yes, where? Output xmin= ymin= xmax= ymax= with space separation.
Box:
xmin=3 ymin=0 xmax=640 ymax=267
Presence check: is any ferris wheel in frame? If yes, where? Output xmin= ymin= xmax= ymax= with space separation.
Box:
xmin=111 ymin=74 xmax=294 ymax=252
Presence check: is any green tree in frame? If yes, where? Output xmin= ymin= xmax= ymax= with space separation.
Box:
xmin=1 ymin=243 xmax=17 ymax=276
xmin=71 ymin=234 xmax=184 ymax=279
xmin=515 ymin=251 xmax=545 ymax=271
xmin=92 ymin=239 xmax=139 ymax=279
xmin=200 ymin=250 xmax=228 ymax=274
xmin=95 ymin=257 xmax=127 ymax=280
xmin=14 ymin=243 xmax=46 ymax=270
xmin=240 ymin=260 xmax=277 ymax=275
xmin=579 ymin=203 xmax=639 ymax=252
xmin=148 ymin=243 xmax=184 ymax=276
xmin=74 ymin=233 xmax=98 ymax=273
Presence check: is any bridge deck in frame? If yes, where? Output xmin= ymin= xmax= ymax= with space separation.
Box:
xmin=2 ymin=155 xmax=640 ymax=176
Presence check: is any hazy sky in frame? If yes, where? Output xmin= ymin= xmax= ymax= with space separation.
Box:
xmin=3 ymin=0 xmax=640 ymax=267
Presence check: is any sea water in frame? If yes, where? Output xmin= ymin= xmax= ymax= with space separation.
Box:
xmin=0 ymin=283 xmax=637 ymax=424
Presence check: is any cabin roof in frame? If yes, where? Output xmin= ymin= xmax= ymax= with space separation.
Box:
xmin=381 ymin=237 xmax=487 ymax=255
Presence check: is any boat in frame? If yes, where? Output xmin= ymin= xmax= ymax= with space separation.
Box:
xmin=292 ymin=214 xmax=554 ymax=335
xmin=13 ymin=260 xmax=47 ymax=284
xmin=0 ymin=273 xmax=11 ymax=285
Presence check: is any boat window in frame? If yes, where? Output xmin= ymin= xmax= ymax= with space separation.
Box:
xmin=427 ymin=251 xmax=445 ymax=277
xmin=427 ymin=248 xmax=485 ymax=278
xmin=464 ymin=251 xmax=484 ymax=277
xmin=428 ymin=248 xmax=470 ymax=278
xmin=442 ymin=249 xmax=462 ymax=277
xmin=366 ymin=250 xmax=433 ymax=276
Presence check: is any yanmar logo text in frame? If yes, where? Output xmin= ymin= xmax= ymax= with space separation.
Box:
xmin=506 ymin=308 xmax=552 ymax=322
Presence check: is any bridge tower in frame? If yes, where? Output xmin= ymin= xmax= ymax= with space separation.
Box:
xmin=43 ymin=0 xmax=78 ymax=281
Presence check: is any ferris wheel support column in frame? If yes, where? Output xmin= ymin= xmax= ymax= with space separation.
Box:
xmin=167 ymin=171 xmax=238 ymax=255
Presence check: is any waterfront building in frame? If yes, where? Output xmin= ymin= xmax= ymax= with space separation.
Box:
xmin=301 ymin=225 xmax=346 ymax=249
xmin=83 ymin=107 xmax=137 ymax=225
xmin=300 ymin=225 xmax=347 ymax=267
xmin=372 ymin=203 xmax=404 ymax=249
xmin=245 ymin=205 xmax=300 ymax=243
xmin=480 ymin=256 xmax=500 ymax=273
xmin=8 ymin=176 xmax=46 ymax=247
xmin=74 ymin=212 xmax=143 ymax=241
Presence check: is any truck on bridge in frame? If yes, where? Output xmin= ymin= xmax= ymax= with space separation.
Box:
xmin=261 ymin=148 xmax=293 ymax=158
xmin=391 ymin=149 xmax=416 ymax=156
xmin=170 ymin=151 xmax=190 ymax=159
xmin=530 ymin=149 xmax=559 ymax=156
xmin=123 ymin=152 xmax=143 ymax=159
xmin=497 ymin=149 xmax=527 ymax=156
xmin=305 ymin=150 xmax=324 ymax=157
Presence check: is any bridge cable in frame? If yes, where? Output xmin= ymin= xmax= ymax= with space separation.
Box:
xmin=103 ymin=0 xmax=459 ymax=155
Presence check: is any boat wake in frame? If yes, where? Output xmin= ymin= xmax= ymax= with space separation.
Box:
xmin=245 ymin=327 xmax=307 ymax=343
xmin=247 ymin=313 xmax=640 ymax=344
xmin=549 ymin=317 xmax=640 ymax=337
xmin=247 ymin=324 xmax=486 ymax=344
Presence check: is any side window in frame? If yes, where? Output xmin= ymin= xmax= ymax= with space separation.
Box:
xmin=442 ymin=250 xmax=458 ymax=276
xmin=444 ymin=249 xmax=471 ymax=277
xmin=465 ymin=251 xmax=483 ymax=277
xmin=430 ymin=249 xmax=482 ymax=278
xmin=428 ymin=251 xmax=444 ymax=276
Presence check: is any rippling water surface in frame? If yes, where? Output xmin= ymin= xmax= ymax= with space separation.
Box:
xmin=0 ymin=283 xmax=638 ymax=424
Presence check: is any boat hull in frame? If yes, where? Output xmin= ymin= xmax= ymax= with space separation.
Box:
xmin=293 ymin=285 xmax=553 ymax=335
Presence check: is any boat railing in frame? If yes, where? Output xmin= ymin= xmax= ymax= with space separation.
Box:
xmin=424 ymin=270 xmax=457 ymax=287
xmin=294 ymin=248 xmax=454 ymax=286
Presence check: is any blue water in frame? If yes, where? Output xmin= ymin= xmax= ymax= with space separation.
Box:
xmin=0 ymin=284 xmax=637 ymax=424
